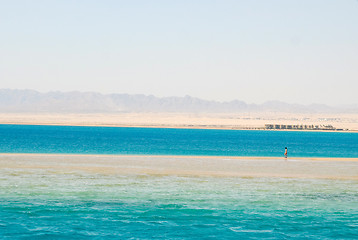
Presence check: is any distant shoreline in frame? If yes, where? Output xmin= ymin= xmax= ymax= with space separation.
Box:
xmin=0 ymin=112 xmax=357 ymax=132
xmin=0 ymin=122 xmax=357 ymax=133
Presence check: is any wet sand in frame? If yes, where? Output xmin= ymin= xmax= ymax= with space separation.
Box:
xmin=1 ymin=154 xmax=357 ymax=180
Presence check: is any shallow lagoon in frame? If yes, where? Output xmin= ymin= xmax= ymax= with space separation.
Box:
xmin=1 ymin=155 xmax=358 ymax=239
xmin=0 ymin=125 xmax=357 ymax=239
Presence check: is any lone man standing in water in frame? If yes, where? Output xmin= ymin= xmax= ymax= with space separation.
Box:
xmin=284 ymin=147 xmax=288 ymax=158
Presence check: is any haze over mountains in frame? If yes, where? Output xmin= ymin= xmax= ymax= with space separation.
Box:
xmin=0 ymin=89 xmax=357 ymax=114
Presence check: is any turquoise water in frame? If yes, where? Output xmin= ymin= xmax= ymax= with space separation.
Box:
xmin=0 ymin=124 xmax=358 ymax=157
xmin=1 ymin=125 xmax=358 ymax=239
xmin=1 ymin=170 xmax=357 ymax=239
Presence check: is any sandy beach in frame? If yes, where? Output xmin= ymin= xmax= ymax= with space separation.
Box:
xmin=1 ymin=153 xmax=357 ymax=180
xmin=0 ymin=112 xmax=357 ymax=131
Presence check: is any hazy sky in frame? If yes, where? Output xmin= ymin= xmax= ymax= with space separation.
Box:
xmin=1 ymin=0 xmax=357 ymax=105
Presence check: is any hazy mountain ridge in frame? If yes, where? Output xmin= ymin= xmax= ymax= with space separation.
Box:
xmin=0 ymin=89 xmax=357 ymax=114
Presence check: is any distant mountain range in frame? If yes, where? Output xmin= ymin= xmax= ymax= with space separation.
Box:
xmin=0 ymin=89 xmax=357 ymax=114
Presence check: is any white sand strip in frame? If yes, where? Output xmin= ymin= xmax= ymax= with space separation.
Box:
xmin=1 ymin=112 xmax=357 ymax=131
xmin=1 ymin=153 xmax=357 ymax=180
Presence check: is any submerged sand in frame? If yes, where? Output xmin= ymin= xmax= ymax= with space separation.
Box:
xmin=1 ymin=154 xmax=357 ymax=180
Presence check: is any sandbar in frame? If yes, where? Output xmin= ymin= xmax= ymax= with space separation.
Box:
xmin=1 ymin=153 xmax=357 ymax=180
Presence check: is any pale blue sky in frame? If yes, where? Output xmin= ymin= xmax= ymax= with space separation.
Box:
xmin=1 ymin=0 xmax=357 ymax=105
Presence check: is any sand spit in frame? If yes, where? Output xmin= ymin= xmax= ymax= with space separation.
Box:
xmin=1 ymin=154 xmax=357 ymax=180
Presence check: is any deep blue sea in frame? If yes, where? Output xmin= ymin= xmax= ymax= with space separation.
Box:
xmin=0 ymin=124 xmax=358 ymax=157
xmin=0 ymin=124 xmax=357 ymax=239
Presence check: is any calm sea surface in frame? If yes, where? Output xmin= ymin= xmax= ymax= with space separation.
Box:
xmin=0 ymin=124 xmax=357 ymax=239
xmin=0 ymin=124 xmax=358 ymax=157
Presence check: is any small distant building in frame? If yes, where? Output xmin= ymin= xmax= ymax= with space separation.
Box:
xmin=264 ymin=123 xmax=337 ymax=131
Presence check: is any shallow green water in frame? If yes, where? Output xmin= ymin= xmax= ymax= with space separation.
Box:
xmin=1 ymin=168 xmax=357 ymax=239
